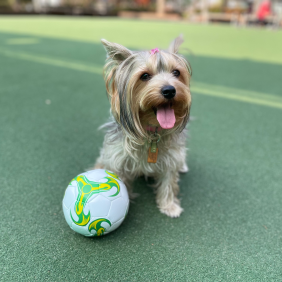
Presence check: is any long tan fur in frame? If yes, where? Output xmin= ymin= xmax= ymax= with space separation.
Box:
xmin=96 ymin=37 xmax=192 ymax=217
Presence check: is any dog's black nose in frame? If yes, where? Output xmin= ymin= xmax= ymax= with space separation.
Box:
xmin=161 ymin=85 xmax=176 ymax=99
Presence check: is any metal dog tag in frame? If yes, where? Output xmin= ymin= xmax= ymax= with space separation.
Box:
xmin=148 ymin=140 xmax=158 ymax=163
xmin=147 ymin=130 xmax=160 ymax=164
xmin=150 ymin=140 xmax=157 ymax=153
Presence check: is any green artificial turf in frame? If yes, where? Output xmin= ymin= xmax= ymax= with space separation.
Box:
xmin=0 ymin=17 xmax=282 ymax=281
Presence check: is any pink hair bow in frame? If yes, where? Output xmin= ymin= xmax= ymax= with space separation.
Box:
xmin=150 ymin=48 xmax=159 ymax=55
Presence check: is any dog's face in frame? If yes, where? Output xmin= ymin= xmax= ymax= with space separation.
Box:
xmin=102 ymin=36 xmax=192 ymax=141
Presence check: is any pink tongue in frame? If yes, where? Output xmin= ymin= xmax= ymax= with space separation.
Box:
xmin=156 ymin=105 xmax=176 ymax=129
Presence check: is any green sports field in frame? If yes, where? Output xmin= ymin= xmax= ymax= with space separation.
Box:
xmin=0 ymin=16 xmax=282 ymax=281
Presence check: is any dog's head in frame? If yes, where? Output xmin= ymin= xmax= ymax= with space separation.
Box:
xmin=101 ymin=36 xmax=192 ymax=142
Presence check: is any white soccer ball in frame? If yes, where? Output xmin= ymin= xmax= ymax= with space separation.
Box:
xmin=62 ymin=169 xmax=129 ymax=237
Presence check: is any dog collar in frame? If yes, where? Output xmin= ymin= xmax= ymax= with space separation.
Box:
xmin=146 ymin=125 xmax=161 ymax=133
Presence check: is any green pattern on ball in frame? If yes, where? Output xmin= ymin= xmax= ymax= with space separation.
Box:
xmin=70 ymin=171 xmax=120 ymax=231
xmin=88 ymin=218 xmax=112 ymax=236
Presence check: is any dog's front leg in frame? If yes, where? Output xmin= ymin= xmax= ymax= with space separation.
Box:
xmin=118 ymin=174 xmax=140 ymax=200
xmin=156 ymin=171 xmax=183 ymax=218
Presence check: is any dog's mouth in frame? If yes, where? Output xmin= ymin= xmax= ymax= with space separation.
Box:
xmin=153 ymin=103 xmax=176 ymax=129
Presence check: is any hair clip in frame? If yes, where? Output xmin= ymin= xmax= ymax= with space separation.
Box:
xmin=150 ymin=48 xmax=159 ymax=55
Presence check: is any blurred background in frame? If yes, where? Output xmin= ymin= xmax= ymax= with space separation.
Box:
xmin=0 ymin=0 xmax=282 ymax=27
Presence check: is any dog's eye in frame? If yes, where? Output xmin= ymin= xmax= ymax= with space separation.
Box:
xmin=172 ymin=70 xmax=180 ymax=77
xmin=140 ymin=73 xmax=151 ymax=81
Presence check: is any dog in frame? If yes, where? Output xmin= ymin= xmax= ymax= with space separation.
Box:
xmin=95 ymin=36 xmax=192 ymax=217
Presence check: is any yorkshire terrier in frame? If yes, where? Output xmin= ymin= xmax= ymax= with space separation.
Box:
xmin=95 ymin=35 xmax=192 ymax=217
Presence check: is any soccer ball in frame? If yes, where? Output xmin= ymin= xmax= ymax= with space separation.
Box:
xmin=62 ymin=169 xmax=129 ymax=237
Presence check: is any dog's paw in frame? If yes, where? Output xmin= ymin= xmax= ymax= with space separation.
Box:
xmin=179 ymin=163 xmax=189 ymax=173
xmin=159 ymin=202 xmax=184 ymax=218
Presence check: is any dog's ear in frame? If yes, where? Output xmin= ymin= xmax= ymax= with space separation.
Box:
xmin=101 ymin=39 xmax=132 ymax=62
xmin=168 ymin=34 xmax=184 ymax=54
